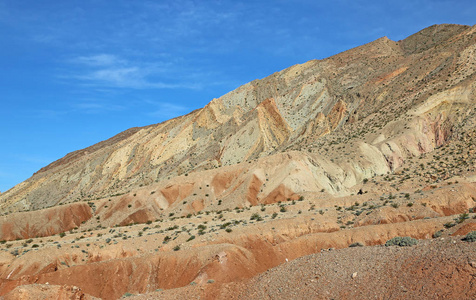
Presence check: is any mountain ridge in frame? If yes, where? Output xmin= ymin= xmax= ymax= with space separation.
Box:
xmin=1 ymin=23 xmax=475 ymax=213
xmin=0 ymin=23 xmax=475 ymax=299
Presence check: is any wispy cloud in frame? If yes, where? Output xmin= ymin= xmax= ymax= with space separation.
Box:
xmin=65 ymin=54 xmax=201 ymax=90
xmin=72 ymin=54 xmax=125 ymax=67
xmin=70 ymin=99 xmax=126 ymax=114
xmin=146 ymin=101 xmax=190 ymax=119
xmin=13 ymin=154 xmax=53 ymax=165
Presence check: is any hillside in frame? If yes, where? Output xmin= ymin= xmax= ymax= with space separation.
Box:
xmin=0 ymin=24 xmax=475 ymax=299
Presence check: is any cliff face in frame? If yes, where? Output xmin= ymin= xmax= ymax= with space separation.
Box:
xmin=1 ymin=24 xmax=475 ymax=213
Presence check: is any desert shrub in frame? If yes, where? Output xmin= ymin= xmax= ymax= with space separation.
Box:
xmin=250 ymin=213 xmax=262 ymax=221
xmin=456 ymin=213 xmax=469 ymax=224
xmin=349 ymin=242 xmax=364 ymax=247
xmin=385 ymin=236 xmax=418 ymax=247
xmin=444 ymin=222 xmax=455 ymax=228
xmin=462 ymin=231 xmax=476 ymax=242
xmin=433 ymin=230 xmax=443 ymax=238
xmin=220 ymin=222 xmax=231 ymax=229
xmin=173 ymin=245 xmax=180 ymax=251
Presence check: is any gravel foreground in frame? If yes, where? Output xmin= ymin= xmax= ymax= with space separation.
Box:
xmin=130 ymin=236 xmax=476 ymax=300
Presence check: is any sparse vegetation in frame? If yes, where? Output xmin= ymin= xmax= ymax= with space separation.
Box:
xmin=385 ymin=236 xmax=418 ymax=247
xmin=462 ymin=231 xmax=476 ymax=242
xmin=250 ymin=213 xmax=263 ymax=221
xmin=456 ymin=213 xmax=469 ymax=224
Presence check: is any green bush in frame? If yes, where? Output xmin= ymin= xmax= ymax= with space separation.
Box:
xmin=250 ymin=213 xmax=262 ymax=221
xmin=444 ymin=222 xmax=455 ymax=229
xmin=456 ymin=213 xmax=469 ymax=224
xmin=462 ymin=231 xmax=476 ymax=242
xmin=385 ymin=236 xmax=418 ymax=247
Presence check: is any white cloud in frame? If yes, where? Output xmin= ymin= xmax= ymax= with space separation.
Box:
xmin=72 ymin=54 xmax=125 ymax=66
xmin=66 ymin=54 xmax=201 ymax=90
xmin=71 ymin=100 xmax=125 ymax=114
xmin=146 ymin=101 xmax=190 ymax=119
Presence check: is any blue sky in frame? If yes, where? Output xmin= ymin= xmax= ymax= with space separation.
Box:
xmin=0 ymin=0 xmax=475 ymax=192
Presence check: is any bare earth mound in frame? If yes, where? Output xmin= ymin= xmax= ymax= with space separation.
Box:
xmin=134 ymin=237 xmax=476 ymax=300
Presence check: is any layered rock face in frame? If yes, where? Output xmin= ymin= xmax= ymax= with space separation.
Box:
xmin=0 ymin=24 xmax=476 ymax=299
xmin=1 ymin=24 xmax=474 ymax=213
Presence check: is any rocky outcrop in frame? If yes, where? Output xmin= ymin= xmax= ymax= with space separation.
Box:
xmin=0 ymin=203 xmax=92 ymax=241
